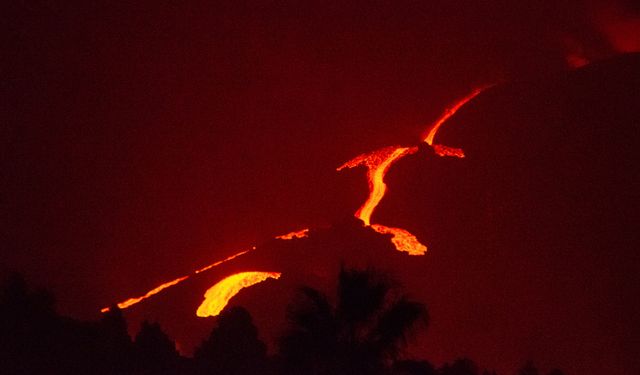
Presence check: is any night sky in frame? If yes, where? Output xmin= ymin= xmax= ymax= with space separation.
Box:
xmin=2 ymin=1 xmax=639 ymax=374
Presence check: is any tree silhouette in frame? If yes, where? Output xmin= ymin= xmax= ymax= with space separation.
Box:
xmin=134 ymin=320 xmax=181 ymax=374
xmin=96 ymin=306 xmax=134 ymax=373
xmin=278 ymin=266 xmax=428 ymax=374
xmin=392 ymin=359 xmax=437 ymax=375
xmin=517 ymin=361 xmax=539 ymax=375
xmin=0 ymin=273 xmax=61 ymax=374
xmin=0 ymin=273 xmax=568 ymax=375
xmin=440 ymin=358 xmax=479 ymax=375
xmin=194 ymin=306 xmax=268 ymax=375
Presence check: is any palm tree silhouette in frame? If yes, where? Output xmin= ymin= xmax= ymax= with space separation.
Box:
xmin=278 ymin=266 xmax=428 ymax=375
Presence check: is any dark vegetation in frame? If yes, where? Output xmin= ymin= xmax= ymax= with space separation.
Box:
xmin=0 ymin=268 xmax=564 ymax=375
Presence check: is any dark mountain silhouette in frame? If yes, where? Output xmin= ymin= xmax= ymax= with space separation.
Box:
xmin=122 ymin=53 xmax=640 ymax=375
xmin=31 ymin=53 xmax=634 ymax=375
xmin=378 ymin=52 xmax=640 ymax=374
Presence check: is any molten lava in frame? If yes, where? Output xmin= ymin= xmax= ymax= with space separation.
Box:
xmin=336 ymin=87 xmax=490 ymax=255
xmin=101 ymin=249 xmax=252 ymax=312
xmin=196 ymin=272 xmax=281 ymax=317
xmin=102 ymin=227 xmax=307 ymax=313
xmin=338 ymin=146 xmax=418 ymax=226
xmin=100 ymin=276 xmax=189 ymax=313
xmin=370 ymin=224 xmax=427 ymax=256
xmin=432 ymin=144 xmax=466 ymax=158
xmin=337 ymin=146 xmax=427 ymax=255
xmin=275 ymin=228 xmax=310 ymax=240
xmin=423 ymin=87 xmax=485 ymax=146
xmin=101 ymin=86 xmax=490 ymax=314
xmin=194 ymin=249 xmax=253 ymax=274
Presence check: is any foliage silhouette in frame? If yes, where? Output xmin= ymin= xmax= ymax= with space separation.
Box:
xmin=134 ymin=320 xmax=182 ymax=374
xmin=0 ymin=271 xmax=566 ymax=375
xmin=517 ymin=361 xmax=539 ymax=375
xmin=440 ymin=358 xmax=479 ymax=375
xmin=391 ymin=359 xmax=437 ymax=375
xmin=278 ymin=266 xmax=428 ymax=374
xmin=194 ymin=305 xmax=268 ymax=374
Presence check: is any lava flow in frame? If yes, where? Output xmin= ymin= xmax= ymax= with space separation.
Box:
xmin=196 ymin=272 xmax=282 ymax=317
xmin=100 ymin=276 xmax=189 ymax=313
xmin=275 ymin=228 xmax=309 ymax=240
xmin=336 ymin=87 xmax=489 ymax=255
xmin=370 ymin=224 xmax=427 ymax=256
xmin=337 ymin=146 xmax=427 ymax=255
xmin=101 ymin=87 xmax=488 ymax=315
xmin=338 ymin=146 xmax=418 ymax=226
xmin=423 ymin=87 xmax=485 ymax=147
xmin=101 ymin=228 xmax=307 ymax=313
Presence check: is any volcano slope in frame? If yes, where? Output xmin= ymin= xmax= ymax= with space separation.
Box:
xmin=377 ymin=53 xmax=640 ymax=375
xmin=126 ymin=53 xmax=639 ymax=375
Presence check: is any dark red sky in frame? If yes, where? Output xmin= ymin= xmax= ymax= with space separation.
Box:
xmin=2 ymin=1 xmax=639 ymax=374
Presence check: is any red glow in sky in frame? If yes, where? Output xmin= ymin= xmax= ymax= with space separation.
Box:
xmin=4 ymin=2 xmax=640 ymax=375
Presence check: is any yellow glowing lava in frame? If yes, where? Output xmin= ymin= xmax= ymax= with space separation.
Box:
xmin=370 ymin=224 xmax=427 ymax=256
xmin=336 ymin=87 xmax=491 ymax=254
xmin=275 ymin=228 xmax=310 ymax=240
xmin=423 ymin=87 xmax=485 ymax=146
xmin=100 ymin=276 xmax=189 ymax=313
xmin=101 ymin=249 xmax=252 ymax=313
xmin=338 ymin=146 xmax=427 ymax=255
xmin=196 ymin=271 xmax=281 ymax=317
xmin=432 ymin=144 xmax=466 ymax=158
xmin=338 ymin=146 xmax=418 ymax=226
xmin=101 ymin=85 xmax=490 ymax=313
xmin=194 ymin=249 xmax=253 ymax=274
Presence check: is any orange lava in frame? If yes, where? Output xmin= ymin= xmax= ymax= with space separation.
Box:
xmin=338 ymin=146 xmax=427 ymax=254
xmin=102 ymin=226 xmax=310 ymax=313
xmin=100 ymin=276 xmax=189 ymax=313
xmin=196 ymin=271 xmax=281 ymax=317
xmin=423 ymin=87 xmax=485 ymax=146
xmin=432 ymin=144 xmax=465 ymax=158
xmin=336 ymin=87 xmax=491 ymax=254
xmin=102 ymin=86 xmax=489 ymax=313
xmin=338 ymin=146 xmax=418 ymax=226
xmin=370 ymin=224 xmax=427 ymax=255
xmin=275 ymin=228 xmax=310 ymax=240
xmin=194 ymin=249 xmax=253 ymax=274
xmin=101 ymin=249 xmax=252 ymax=313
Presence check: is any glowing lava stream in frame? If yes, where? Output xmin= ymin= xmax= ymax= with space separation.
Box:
xmin=196 ymin=272 xmax=282 ymax=317
xmin=370 ymin=224 xmax=427 ymax=256
xmin=275 ymin=228 xmax=310 ymax=240
xmin=423 ymin=87 xmax=485 ymax=147
xmin=337 ymin=87 xmax=489 ymax=255
xmin=100 ymin=228 xmax=308 ymax=313
xmin=338 ymin=146 xmax=418 ymax=226
xmin=100 ymin=276 xmax=189 ymax=313
xmin=338 ymin=146 xmax=427 ymax=255
xmin=102 ymin=86 xmax=488 ymax=314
